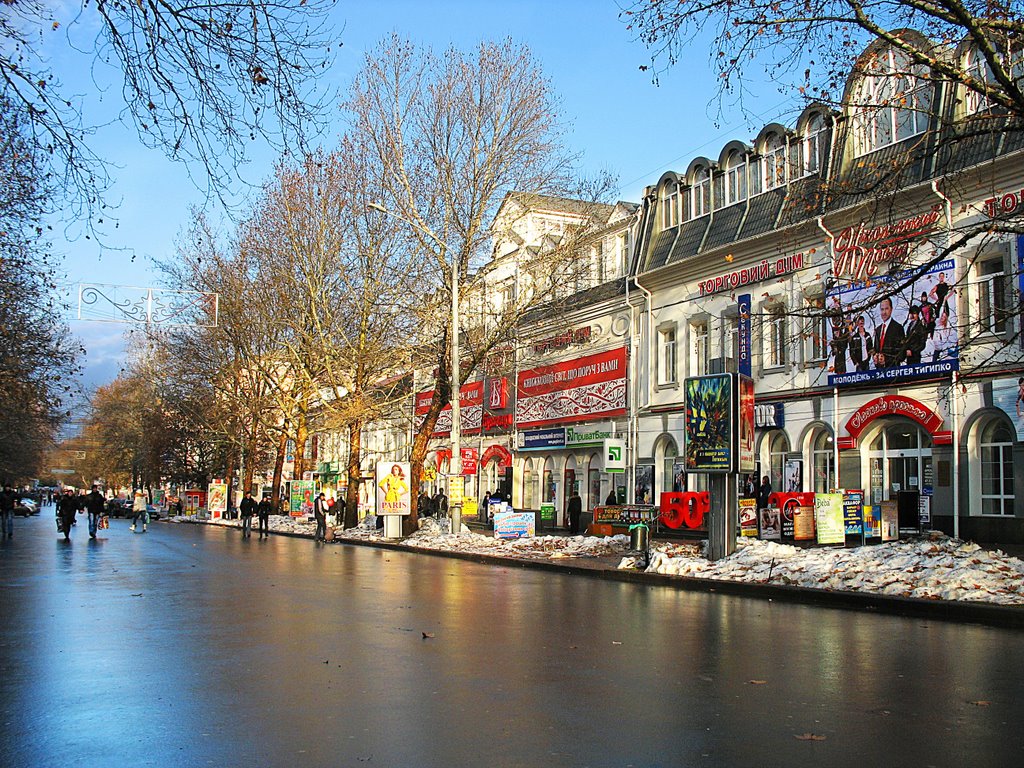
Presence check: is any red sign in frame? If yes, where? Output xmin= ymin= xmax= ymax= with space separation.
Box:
xmin=487 ymin=377 xmax=508 ymax=409
xmin=515 ymin=347 xmax=627 ymax=428
xmin=415 ymin=381 xmax=484 ymax=437
xmin=461 ymin=448 xmax=478 ymax=475
xmin=845 ymin=395 xmax=944 ymax=439
xmin=481 ymin=444 xmax=512 ymax=469
xmin=831 ymin=207 xmax=942 ymax=281
xmin=698 ymin=253 xmax=805 ymax=296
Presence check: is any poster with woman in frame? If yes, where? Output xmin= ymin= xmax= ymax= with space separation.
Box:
xmin=376 ymin=462 xmax=411 ymax=515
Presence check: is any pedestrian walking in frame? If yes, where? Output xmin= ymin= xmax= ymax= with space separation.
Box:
xmin=85 ymin=484 xmax=105 ymax=539
xmin=432 ymin=489 xmax=448 ymax=518
xmin=240 ymin=490 xmax=256 ymax=538
xmin=257 ymin=494 xmax=272 ymax=538
xmin=566 ymin=490 xmax=582 ymax=534
xmin=57 ymin=489 xmax=78 ymax=540
xmin=313 ymin=492 xmax=328 ymax=541
xmin=0 ymin=485 xmax=16 ymax=539
xmin=130 ymin=490 xmax=148 ymax=532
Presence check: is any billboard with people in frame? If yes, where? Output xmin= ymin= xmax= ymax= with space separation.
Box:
xmin=827 ymin=259 xmax=959 ymax=386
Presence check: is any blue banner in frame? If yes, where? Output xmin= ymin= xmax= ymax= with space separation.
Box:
xmin=738 ymin=294 xmax=752 ymax=376
xmin=518 ymin=428 xmax=566 ymax=451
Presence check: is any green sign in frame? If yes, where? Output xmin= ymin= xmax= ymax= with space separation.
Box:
xmin=539 ymin=503 xmax=556 ymax=525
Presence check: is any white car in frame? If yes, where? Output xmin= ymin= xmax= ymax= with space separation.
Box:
xmin=17 ymin=498 xmax=39 ymax=516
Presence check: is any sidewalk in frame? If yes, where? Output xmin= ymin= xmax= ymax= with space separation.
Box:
xmin=170 ymin=514 xmax=1024 ymax=629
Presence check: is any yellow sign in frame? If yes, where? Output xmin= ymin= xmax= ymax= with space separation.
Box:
xmin=448 ymin=475 xmax=464 ymax=499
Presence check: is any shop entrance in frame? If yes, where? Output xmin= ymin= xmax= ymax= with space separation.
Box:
xmin=866 ymin=421 xmax=932 ymax=508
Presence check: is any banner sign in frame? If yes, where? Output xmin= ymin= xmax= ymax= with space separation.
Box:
xmin=814 ymin=493 xmax=845 ymax=545
xmin=494 ymin=510 xmax=536 ymax=539
xmin=516 ymin=347 xmax=627 ymax=428
xmin=738 ymin=374 xmax=755 ymax=473
xmin=827 ymin=258 xmax=959 ymax=386
xmin=415 ymin=381 xmax=484 ymax=437
xmin=375 ymin=462 xmax=411 ymax=516
xmin=518 ymin=428 xmax=566 ymax=450
xmin=684 ymin=373 xmax=733 ymax=473
xmin=460 ymin=448 xmax=478 ymax=476
xmin=738 ymin=294 xmax=752 ymax=376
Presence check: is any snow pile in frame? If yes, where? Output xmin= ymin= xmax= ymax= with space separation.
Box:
xmin=167 ymin=515 xmax=1024 ymax=606
xmin=639 ymin=533 xmax=1024 ymax=605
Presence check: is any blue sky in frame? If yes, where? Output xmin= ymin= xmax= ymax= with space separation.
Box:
xmin=53 ymin=1 xmax=798 ymax=391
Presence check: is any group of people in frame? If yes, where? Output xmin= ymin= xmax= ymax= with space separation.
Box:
xmin=238 ymin=490 xmax=275 ymax=539
xmin=830 ymin=274 xmax=956 ymax=374
xmin=415 ymin=489 xmax=450 ymax=518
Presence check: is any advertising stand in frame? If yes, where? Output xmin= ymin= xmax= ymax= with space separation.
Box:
xmin=683 ymin=373 xmax=754 ymax=560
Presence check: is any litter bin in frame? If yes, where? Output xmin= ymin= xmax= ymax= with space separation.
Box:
xmin=629 ymin=522 xmax=651 ymax=569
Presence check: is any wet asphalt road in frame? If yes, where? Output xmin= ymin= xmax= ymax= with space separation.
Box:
xmin=1 ymin=510 xmax=1023 ymax=768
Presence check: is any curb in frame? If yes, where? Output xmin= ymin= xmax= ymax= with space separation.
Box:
xmin=176 ymin=518 xmax=1024 ymax=629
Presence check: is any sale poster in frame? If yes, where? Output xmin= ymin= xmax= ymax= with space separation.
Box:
xmin=759 ymin=506 xmax=781 ymax=540
xmin=843 ymin=489 xmax=865 ymax=535
xmin=864 ymin=505 xmax=882 ymax=539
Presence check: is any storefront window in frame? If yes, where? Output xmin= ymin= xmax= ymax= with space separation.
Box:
xmin=768 ymin=431 xmax=789 ymax=493
xmin=587 ymin=453 xmax=601 ymax=510
xmin=811 ymin=429 xmax=835 ymax=493
xmin=660 ymin=437 xmax=678 ymax=497
xmin=980 ymin=419 xmax=1014 ymax=515
xmin=543 ymin=466 xmax=556 ymax=503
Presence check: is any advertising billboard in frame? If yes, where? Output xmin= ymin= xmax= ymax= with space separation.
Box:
xmin=375 ymin=462 xmax=411 ymax=516
xmin=684 ymin=374 xmax=733 ymax=473
xmin=516 ymin=347 xmax=627 ymax=428
xmin=827 ymin=258 xmax=959 ymax=386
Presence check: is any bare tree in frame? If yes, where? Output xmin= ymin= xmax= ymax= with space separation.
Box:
xmin=346 ymin=36 xmax=615 ymax=530
xmin=0 ymin=98 xmax=78 ymax=483
xmin=1 ymin=0 xmax=337 ymax=223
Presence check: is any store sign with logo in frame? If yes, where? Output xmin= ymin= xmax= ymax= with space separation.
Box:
xmin=604 ymin=438 xmax=626 ymax=473
xmin=697 ymin=254 xmax=806 ymax=297
xmin=754 ymin=403 xmax=784 ymax=428
xmin=565 ymin=426 xmax=612 ymax=448
xmin=518 ymin=428 xmax=566 ymax=450
xmin=414 ymin=381 xmax=484 ymax=437
xmin=516 ymin=347 xmax=627 ymax=428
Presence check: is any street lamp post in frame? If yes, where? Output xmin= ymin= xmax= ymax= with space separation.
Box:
xmin=368 ymin=203 xmax=462 ymax=534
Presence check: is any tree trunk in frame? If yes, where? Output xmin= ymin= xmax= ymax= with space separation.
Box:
xmin=406 ymin=349 xmax=451 ymax=536
xmin=271 ymin=428 xmax=288 ymax=512
xmin=242 ymin=416 xmax=259 ymax=494
xmin=344 ymin=420 xmax=362 ymax=529
xmin=224 ymin=448 xmax=237 ymax=516
xmin=293 ymin=412 xmax=308 ymax=482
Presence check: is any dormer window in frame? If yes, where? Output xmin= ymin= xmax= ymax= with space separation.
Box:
xmin=690 ymin=167 xmax=710 ymax=218
xmin=802 ymin=113 xmax=827 ymax=175
xmin=853 ymin=47 xmax=933 ymax=155
xmin=724 ymin=150 xmax=746 ymax=205
xmin=662 ymin=183 xmax=679 ymax=229
xmin=762 ymin=133 xmax=787 ymax=190
xmin=963 ymin=44 xmax=1024 ymax=115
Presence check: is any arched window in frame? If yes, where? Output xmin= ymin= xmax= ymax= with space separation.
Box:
xmin=724 ymin=150 xmax=747 ymax=205
xmin=690 ymin=166 xmax=711 ymax=218
xmin=963 ymin=43 xmax=1024 ymax=116
xmin=762 ymin=133 xmax=787 ymax=190
xmin=980 ymin=418 xmax=1015 ymax=516
xmin=802 ymin=113 xmax=827 ymax=175
xmin=656 ymin=435 xmax=680 ymax=497
xmin=661 ymin=182 xmax=679 ymax=229
xmin=768 ymin=431 xmax=790 ymax=494
xmin=853 ymin=47 xmax=932 ymax=155
xmin=811 ymin=429 xmax=835 ymax=493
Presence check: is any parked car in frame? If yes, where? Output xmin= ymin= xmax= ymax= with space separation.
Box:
xmin=16 ymin=498 xmax=39 ymax=516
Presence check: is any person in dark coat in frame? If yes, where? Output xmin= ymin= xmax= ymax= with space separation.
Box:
xmin=872 ymin=296 xmax=905 ymax=368
xmin=239 ymin=490 xmax=257 ymax=538
xmin=432 ymin=490 xmax=448 ymax=518
xmin=566 ymin=490 xmax=583 ymax=535
xmin=85 ymin=485 xmax=105 ymax=539
xmin=757 ymin=476 xmax=772 ymax=511
xmin=57 ymin=489 xmax=79 ymax=540
xmin=257 ymin=495 xmax=272 ymax=538
xmin=605 ymin=488 xmax=617 ymax=505
xmin=848 ymin=315 xmax=874 ymax=372
xmin=313 ymin=492 xmax=328 ymax=541
xmin=902 ymin=305 xmax=928 ymax=365
xmin=417 ymin=491 xmax=434 ymax=518
xmin=0 ymin=485 xmax=15 ymax=539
